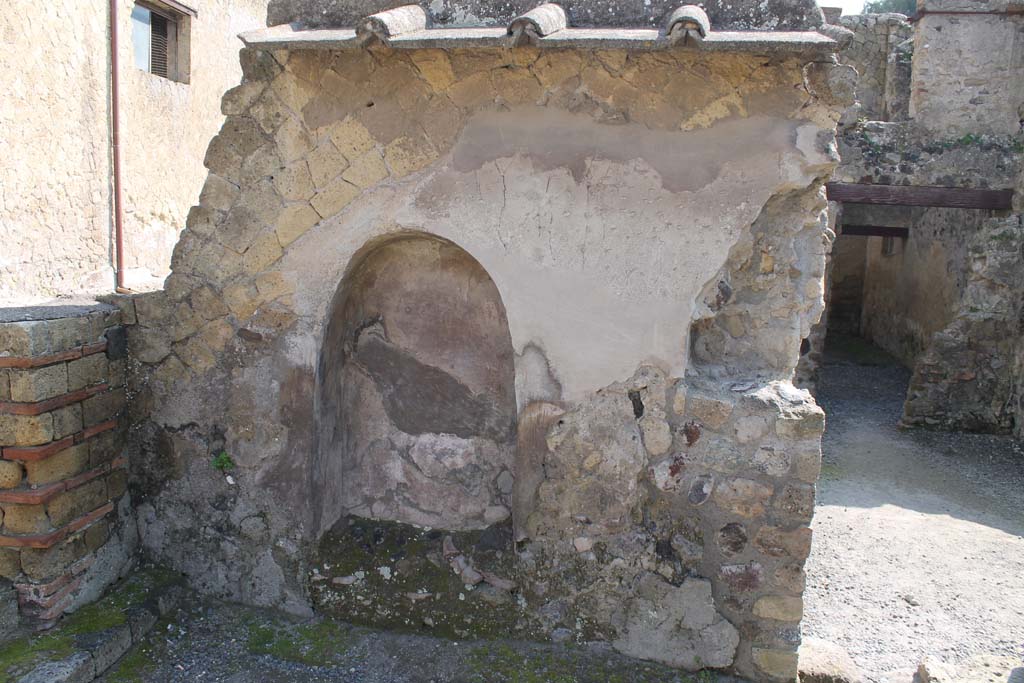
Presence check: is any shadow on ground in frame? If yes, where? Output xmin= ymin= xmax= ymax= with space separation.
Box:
xmin=804 ymin=335 xmax=1024 ymax=683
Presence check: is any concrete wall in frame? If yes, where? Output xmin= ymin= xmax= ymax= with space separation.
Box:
xmin=0 ymin=0 xmax=267 ymax=302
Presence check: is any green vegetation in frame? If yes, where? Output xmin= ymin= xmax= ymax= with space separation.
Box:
xmin=211 ymin=451 xmax=235 ymax=471
xmin=465 ymin=642 xmax=720 ymax=683
xmin=245 ymin=617 xmax=356 ymax=665
xmin=862 ymin=0 xmax=915 ymax=14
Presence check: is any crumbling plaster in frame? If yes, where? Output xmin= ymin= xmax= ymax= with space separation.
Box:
xmin=118 ymin=10 xmax=849 ymax=679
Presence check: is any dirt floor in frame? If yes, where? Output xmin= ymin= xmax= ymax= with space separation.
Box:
xmin=804 ymin=337 xmax=1024 ymax=683
xmin=95 ymin=599 xmax=742 ymax=683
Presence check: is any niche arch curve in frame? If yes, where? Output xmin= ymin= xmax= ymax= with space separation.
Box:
xmin=314 ymin=231 xmax=518 ymax=535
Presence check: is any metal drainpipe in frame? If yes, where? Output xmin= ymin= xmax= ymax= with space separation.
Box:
xmin=110 ymin=0 xmax=130 ymax=294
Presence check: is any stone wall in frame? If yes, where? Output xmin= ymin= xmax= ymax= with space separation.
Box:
xmin=117 ymin=13 xmax=849 ymax=681
xmin=911 ymin=0 xmax=1024 ymax=137
xmin=837 ymin=14 xmax=912 ymax=121
xmin=903 ymin=216 xmax=1024 ymax=432
xmin=0 ymin=0 xmax=267 ymax=302
xmin=825 ymin=235 xmax=867 ymax=336
xmin=833 ymin=113 xmax=1024 ymax=434
xmin=859 ymin=206 xmax=984 ymax=366
xmin=0 ymin=305 xmax=137 ymax=631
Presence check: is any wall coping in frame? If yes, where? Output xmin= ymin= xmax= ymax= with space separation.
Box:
xmin=241 ymin=23 xmax=837 ymax=53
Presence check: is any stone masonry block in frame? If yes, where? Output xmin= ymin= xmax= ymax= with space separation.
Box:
xmin=0 ymin=370 xmax=9 ymax=401
xmin=84 ymin=519 xmax=110 ymax=552
xmin=82 ymin=389 xmax=125 ymax=428
xmin=752 ymin=647 xmax=799 ymax=681
xmin=753 ymin=595 xmax=804 ymax=622
xmin=0 ymin=461 xmax=24 ymax=489
xmin=47 ymin=479 xmax=107 ymax=528
xmin=20 ymin=537 xmax=87 ymax=581
xmin=754 ymin=526 xmax=813 ymax=560
xmin=2 ymin=503 xmax=50 ymax=534
xmin=106 ymin=470 xmax=128 ymax=500
xmin=88 ymin=431 xmax=121 ymax=468
xmin=0 ymin=548 xmax=20 ymax=579
xmin=103 ymin=326 xmax=129 ymax=360
xmin=0 ymin=413 xmax=54 ymax=447
xmin=66 ymin=354 xmax=108 ymax=392
xmin=8 ymin=364 xmax=69 ymax=403
xmin=25 ymin=443 xmax=90 ymax=486
xmin=712 ymin=478 xmax=773 ymax=518
xmin=50 ymin=405 xmax=83 ymax=440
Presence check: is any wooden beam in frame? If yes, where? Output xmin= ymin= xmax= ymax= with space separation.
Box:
xmin=826 ymin=183 xmax=1014 ymax=210
xmin=840 ymin=224 xmax=909 ymax=239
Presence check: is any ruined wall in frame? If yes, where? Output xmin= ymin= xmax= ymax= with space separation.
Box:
xmin=0 ymin=0 xmax=267 ymax=301
xmin=903 ymin=216 xmax=1024 ymax=432
xmin=859 ymin=206 xmax=985 ymax=366
xmin=117 ymin=14 xmax=847 ymax=680
xmin=0 ymin=305 xmax=137 ymax=631
xmin=825 ymin=235 xmax=867 ymax=336
xmin=834 ymin=110 xmax=1024 ymax=432
xmin=838 ymin=14 xmax=912 ymax=121
xmin=911 ymin=0 xmax=1024 ymax=136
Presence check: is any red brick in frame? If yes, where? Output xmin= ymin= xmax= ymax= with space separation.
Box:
xmin=76 ymin=419 xmax=118 ymax=443
xmin=2 ymin=436 xmax=75 ymax=462
xmin=0 ymin=384 xmax=109 ymax=417
xmin=80 ymin=341 xmax=108 ymax=357
xmin=0 ymin=348 xmax=82 ymax=370
xmin=0 ymin=481 xmax=66 ymax=505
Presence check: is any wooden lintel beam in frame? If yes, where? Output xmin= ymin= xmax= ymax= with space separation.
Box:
xmin=826 ymin=182 xmax=1014 ymax=210
xmin=841 ymin=224 xmax=909 ymax=239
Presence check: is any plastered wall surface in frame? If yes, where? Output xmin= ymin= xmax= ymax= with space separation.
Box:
xmin=858 ymin=209 xmax=972 ymax=367
xmin=0 ymin=0 xmax=267 ymax=302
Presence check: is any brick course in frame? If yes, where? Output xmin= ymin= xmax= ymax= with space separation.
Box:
xmin=0 ymin=309 xmax=132 ymax=630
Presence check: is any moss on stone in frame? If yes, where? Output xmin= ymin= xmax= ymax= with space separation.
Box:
xmin=0 ymin=632 xmax=76 ymax=681
xmin=311 ymin=517 xmax=544 ymax=641
xmin=0 ymin=566 xmax=182 ymax=682
xmin=464 ymin=641 xmax=712 ymax=683
xmin=245 ymin=614 xmax=358 ymax=666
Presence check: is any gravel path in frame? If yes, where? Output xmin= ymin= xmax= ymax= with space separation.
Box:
xmin=804 ymin=342 xmax=1024 ymax=683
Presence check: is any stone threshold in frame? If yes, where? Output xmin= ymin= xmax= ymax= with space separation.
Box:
xmin=2 ymin=566 xmax=186 ymax=683
xmin=241 ymin=24 xmax=837 ymax=54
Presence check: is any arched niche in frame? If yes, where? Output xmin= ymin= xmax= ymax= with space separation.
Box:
xmin=315 ymin=233 xmax=517 ymax=534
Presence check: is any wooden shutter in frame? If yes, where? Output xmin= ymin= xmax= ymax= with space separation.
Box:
xmin=150 ymin=13 xmax=169 ymax=78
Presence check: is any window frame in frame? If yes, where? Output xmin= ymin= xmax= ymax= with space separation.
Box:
xmin=131 ymin=0 xmax=194 ymax=84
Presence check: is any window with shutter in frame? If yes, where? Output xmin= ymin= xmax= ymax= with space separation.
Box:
xmin=150 ymin=13 xmax=169 ymax=78
xmin=130 ymin=1 xmax=193 ymax=83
